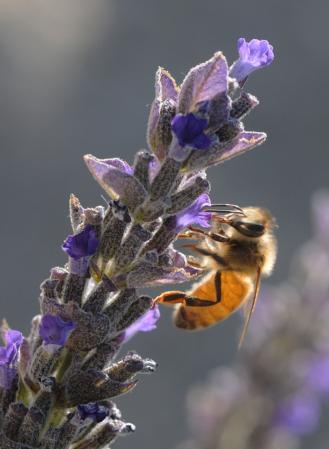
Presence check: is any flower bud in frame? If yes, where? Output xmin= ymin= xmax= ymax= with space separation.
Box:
xmin=133 ymin=150 xmax=156 ymax=191
xmin=2 ymin=401 xmax=28 ymax=441
xmin=106 ymin=352 xmax=157 ymax=382
xmin=230 ymin=92 xmax=259 ymax=120
xmin=18 ymin=405 xmax=45 ymax=446
xmin=83 ymin=276 xmax=117 ymax=314
xmin=113 ymin=224 xmax=151 ymax=271
xmin=28 ymin=344 xmax=62 ymax=384
xmin=166 ymin=177 xmax=210 ymax=215
xmin=149 ymin=158 xmax=181 ymax=201
xmin=64 ymin=369 xmax=138 ymax=406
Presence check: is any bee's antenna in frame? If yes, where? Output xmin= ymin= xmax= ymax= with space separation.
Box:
xmin=100 ymin=194 xmax=108 ymax=204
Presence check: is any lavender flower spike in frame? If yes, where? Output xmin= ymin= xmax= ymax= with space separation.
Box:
xmin=230 ymin=37 xmax=274 ymax=84
xmin=62 ymin=224 xmax=99 ymax=260
xmin=0 ymin=39 xmax=274 ymax=448
xmin=39 ymin=314 xmax=75 ymax=346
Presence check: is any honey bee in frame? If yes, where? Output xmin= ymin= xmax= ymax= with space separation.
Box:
xmin=155 ymin=206 xmax=277 ymax=347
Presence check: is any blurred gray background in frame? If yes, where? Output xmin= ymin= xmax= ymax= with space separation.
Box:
xmin=0 ymin=0 xmax=328 ymax=448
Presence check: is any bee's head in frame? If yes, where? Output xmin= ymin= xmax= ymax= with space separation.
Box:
xmin=230 ymin=207 xmax=276 ymax=238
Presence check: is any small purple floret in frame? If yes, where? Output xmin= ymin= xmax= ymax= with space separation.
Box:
xmin=0 ymin=328 xmax=23 ymax=389
xmin=62 ymin=224 xmax=99 ymax=260
xmin=230 ymin=38 xmax=274 ymax=83
xmin=0 ymin=329 xmax=23 ymax=366
xmin=172 ymin=113 xmax=211 ymax=150
xmin=39 ymin=314 xmax=75 ymax=346
xmin=124 ymin=305 xmax=160 ymax=342
xmin=77 ymin=403 xmax=109 ymax=423
xmin=175 ymin=193 xmax=211 ymax=231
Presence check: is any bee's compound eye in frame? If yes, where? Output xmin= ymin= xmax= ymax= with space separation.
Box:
xmin=233 ymin=221 xmax=265 ymax=237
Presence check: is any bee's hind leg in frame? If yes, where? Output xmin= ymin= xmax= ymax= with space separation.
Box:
xmin=156 ymin=271 xmax=222 ymax=308
xmin=157 ymin=291 xmax=215 ymax=307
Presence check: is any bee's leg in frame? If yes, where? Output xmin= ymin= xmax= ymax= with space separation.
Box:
xmin=186 ymin=256 xmax=204 ymax=269
xmin=177 ymin=228 xmax=205 ymax=239
xmin=183 ymin=244 xmax=230 ymax=269
xmin=158 ymin=291 xmax=215 ymax=307
xmin=185 ymin=271 xmax=222 ymax=307
xmin=156 ymin=271 xmax=222 ymax=308
xmin=178 ymin=226 xmax=230 ymax=243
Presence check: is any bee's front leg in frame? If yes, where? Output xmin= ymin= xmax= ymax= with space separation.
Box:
xmin=178 ymin=226 xmax=230 ymax=243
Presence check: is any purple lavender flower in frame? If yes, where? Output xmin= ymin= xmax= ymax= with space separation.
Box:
xmin=62 ymin=224 xmax=99 ymax=260
xmin=0 ymin=329 xmax=23 ymax=365
xmin=124 ymin=305 xmax=160 ymax=342
xmin=171 ymin=113 xmax=211 ymax=150
xmin=230 ymin=38 xmax=274 ymax=83
xmin=274 ymin=393 xmax=320 ymax=435
xmin=175 ymin=193 xmax=211 ymax=231
xmin=39 ymin=314 xmax=75 ymax=346
xmin=0 ymin=329 xmax=23 ymax=389
xmin=77 ymin=402 xmax=109 ymax=423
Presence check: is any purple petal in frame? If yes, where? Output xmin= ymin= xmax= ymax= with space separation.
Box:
xmin=0 ymin=329 xmax=23 ymax=366
xmin=230 ymin=38 xmax=274 ymax=83
xmin=77 ymin=403 xmax=109 ymax=423
xmin=171 ymin=113 xmax=211 ymax=150
xmin=123 ymin=305 xmax=160 ymax=342
xmin=39 ymin=314 xmax=75 ymax=346
xmin=5 ymin=329 xmax=24 ymax=348
xmin=191 ymin=133 xmax=212 ymax=150
xmin=62 ymin=225 xmax=99 ymax=260
xmin=178 ymin=52 xmax=228 ymax=114
xmin=176 ymin=193 xmax=211 ymax=230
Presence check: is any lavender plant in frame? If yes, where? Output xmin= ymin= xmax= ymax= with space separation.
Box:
xmin=0 ymin=38 xmax=274 ymax=449
xmin=183 ymin=191 xmax=329 ymax=449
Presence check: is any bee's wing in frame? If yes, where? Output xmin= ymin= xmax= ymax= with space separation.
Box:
xmin=238 ymin=266 xmax=262 ymax=349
